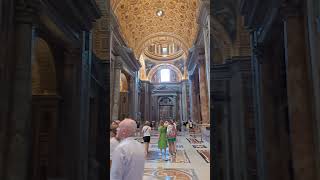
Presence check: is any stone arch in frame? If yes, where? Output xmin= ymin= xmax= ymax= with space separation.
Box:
xmin=147 ymin=63 xmax=183 ymax=82
xmin=32 ymin=38 xmax=57 ymax=95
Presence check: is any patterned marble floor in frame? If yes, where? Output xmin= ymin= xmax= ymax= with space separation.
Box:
xmin=137 ymin=131 xmax=210 ymax=180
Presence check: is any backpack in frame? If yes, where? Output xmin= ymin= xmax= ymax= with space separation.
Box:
xmin=168 ymin=125 xmax=177 ymax=138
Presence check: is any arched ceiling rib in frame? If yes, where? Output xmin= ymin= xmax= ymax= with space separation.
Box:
xmin=112 ymin=0 xmax=200 ymax=57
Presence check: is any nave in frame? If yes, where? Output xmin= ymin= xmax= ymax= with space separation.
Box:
xmin=134 ymin=130 xmax=210 ymax=180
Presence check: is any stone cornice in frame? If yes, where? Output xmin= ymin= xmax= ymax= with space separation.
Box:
xmin=123 ymin=46 xmax=141 ymax=71
xmin=197 ymin=1 xmax=210 ymax=27
xmin=45 ymin=0 xmax=100 ymax=31
xmin=39 ymin=4 xmax=81 ymax=45
xmin=111 ymin=12 xmax=142 ymax=73
xmin=187 ymin=46 xmax=204 ymax=75
xmin=110 ymin=11 xmax=128 ymax=47
xmin=194 ymin=3 xmax=209 ymax=48
xmin=240 ymin=0 xmax=280 ymax=31
xmin=15 ymin=0 xmax=41 ymax=24
xmin=112 ymin=33 xmax=141 ymax=73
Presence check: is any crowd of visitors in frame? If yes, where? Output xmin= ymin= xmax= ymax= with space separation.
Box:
xmin=109 ymin=118 xmax=179 ymax=179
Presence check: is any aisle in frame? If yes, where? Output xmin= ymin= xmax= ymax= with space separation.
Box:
xmin=135 ymin=131 xmax=210 ymax=180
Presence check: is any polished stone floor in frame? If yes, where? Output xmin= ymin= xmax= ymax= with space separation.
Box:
xmin=138 ymin=131 xmax=210 ymax=180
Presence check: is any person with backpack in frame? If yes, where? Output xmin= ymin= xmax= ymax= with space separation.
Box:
xmin=167 ymin=120 xmax=177 ymax=157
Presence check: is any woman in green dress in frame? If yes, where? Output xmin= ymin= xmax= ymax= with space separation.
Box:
xmin=158 ymin=120 xmax=168 ymax=159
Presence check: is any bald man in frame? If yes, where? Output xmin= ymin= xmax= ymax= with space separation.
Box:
xmin=110 ymin=118 xmax=145 ymax=180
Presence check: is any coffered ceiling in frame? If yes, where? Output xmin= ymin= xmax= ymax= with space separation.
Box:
xmin=111 ymin=0 xmax=200 ymax=57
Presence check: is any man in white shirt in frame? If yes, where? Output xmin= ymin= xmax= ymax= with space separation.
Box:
xmin=110 ymin=118 xmax=145 ymax=180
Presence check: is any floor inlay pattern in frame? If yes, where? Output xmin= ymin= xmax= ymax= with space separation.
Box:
xmin=196 ymin=150 xmax=210 ymax=163
xmin=192 ymin=144 xmax=207 ymax=148
xmin=150 ymin=144 xmax=184 ymax=149
xmin=137 ymin=134 xmax=210 ymax=179
xmin=146 ymin=150 xmax=190 ymax=163
xmin=189 ymin=134 xmax=201 ymax=138
xmin=186 ymin=138 xmax=201 ymax=144
xmin=143 ymin=168 xmax=199 ymax=180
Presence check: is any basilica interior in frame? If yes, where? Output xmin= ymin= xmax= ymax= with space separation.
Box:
xmin=1 ymin=0 xmax=320 ymax=180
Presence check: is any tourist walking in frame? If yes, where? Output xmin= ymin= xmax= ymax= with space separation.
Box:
xmin=158 ymin=120 xmax=168 ymax=160
xmin=142 ymin=121 xmax=152 ymax=157
xmin=186 ymin=121 xmax=190 ymax=135
xmin=167 ymin=120 xmax=177 ymax=157
xmin=173 ymin=120 xmax=177 ymax=153
xmin=110 ymin=118 xmax=145 ymax=180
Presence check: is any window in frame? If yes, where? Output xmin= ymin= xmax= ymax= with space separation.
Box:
xmin=162 ymin=47 xmax=168 ymax=55
xmin=161 ymin=69 xmax=170 ymax=82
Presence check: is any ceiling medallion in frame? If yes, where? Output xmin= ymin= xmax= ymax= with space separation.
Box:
xmin=156 ymin=9 xmax=164 ymax=17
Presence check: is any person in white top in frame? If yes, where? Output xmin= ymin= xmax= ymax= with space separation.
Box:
xmin=173 ymin=120 xmax=177 ymax=153
xmin=141 ymin=121 xmax=152 ymax=157
xmin=110 ymin=118 xmax=145 ymax=180
xmin=110 ymin=123 xmax=120 ymax=166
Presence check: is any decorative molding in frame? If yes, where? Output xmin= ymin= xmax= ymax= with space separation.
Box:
xmin=112 ymin=32 xmax=141 ymax=73
xmin=111 ymin=0 xmax=200 ymax=56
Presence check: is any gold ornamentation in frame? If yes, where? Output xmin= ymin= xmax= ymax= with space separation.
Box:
xmin=112 ymin=0 xmax=199 ymax=57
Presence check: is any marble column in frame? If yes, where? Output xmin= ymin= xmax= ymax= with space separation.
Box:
xmin=111 ymin=58 xmax=122 ymax=120
xmin=191 ymin=74 xmax=200 ymax=123
xmin=129 ymin=74 xmax=138 ymax=120
xmin=188 ymin=79 xmax=193 ymax=122
xmin=283 ymin=8 xmax=317 ymax=180
xmin=158 ymin=45 xmax=161 ymax=54
xmin=202 ymin=17 xmax=211 ymax=104
xmin=144 ymin=82 xmax=150 ymax=122
xmin=181 ymin=80 xmax=188 ymax=122
xmin=133 ymin=73 xmax=139 ymax=120
xmin=198 ymin=52 xmax=210 ymax=124
xmin=62 ymin=48 xmax=83 ymax=180
xmin=4 ymin=2 xmax=36 ymax=180
xmin=178 ymin=94 xmax=182 ymax=126
xmin=250 ymin=32 xmax=266 ymax=180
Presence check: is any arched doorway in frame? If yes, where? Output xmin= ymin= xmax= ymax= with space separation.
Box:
xmin=31 ymin=37 xmax=60 ymax=180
